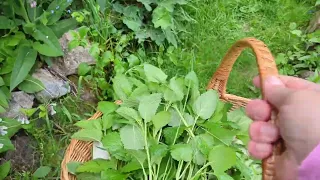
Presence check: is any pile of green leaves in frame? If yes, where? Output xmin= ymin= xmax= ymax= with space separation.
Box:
xmin=68 ymin=64 xmax=261 ymax=180
xmin=275 ymin=3 xmax=320 ymax=77
xmin=0 ymin=0 xmax=78 ymax=111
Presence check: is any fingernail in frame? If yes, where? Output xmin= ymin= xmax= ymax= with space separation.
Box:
xmin=261 ymin=125 xmax=277 ymax=139
xmin=266 ymin=76 xmax=283 ymax=86
xmin=255 ymin=143 xmax=270 ymax=152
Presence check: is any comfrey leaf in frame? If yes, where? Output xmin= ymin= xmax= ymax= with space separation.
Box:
xmin=193 ymin=90 xmax=219 ymax=119
xmin=120 ymin=125 xmax=144 ymax=150
xmin=138 ymin=93 xmax=162 ymax=122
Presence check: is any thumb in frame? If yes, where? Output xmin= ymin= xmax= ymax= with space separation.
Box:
xmin=263 ymin=76 xmax=293 ymax=109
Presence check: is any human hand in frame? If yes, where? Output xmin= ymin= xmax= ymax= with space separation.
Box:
xmin=246 ymin=75 xmax=320 ymax=179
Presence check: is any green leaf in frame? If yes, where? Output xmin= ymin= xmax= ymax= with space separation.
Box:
xmin=209 ymin=145 xmax=236 ymax=174
xmin=113 ymin=74 xmax=132 ymax=100
xmin=120 ymin=160 xmax=142 ymax=173
xmin=78 ymin=63 xmax=92 ymax=76
xmin=138 ymin=93 xmax=162 ymax=122
xmin=116 ymin=107 xmax=141 ymax=122
xmin=67 ymin=161 xmax=81 ymax=175
xmin=0 ymin=161 xmax=10 ymax=179
xmin=144 ymin=64 xmax=167 ymax=83
xmin=168 ymin=77 xmax=185 ymax=101
xmin=227 ymin=108 xmax=251 ymax=132
xmin=168 ymin=109 xmax=181 ymax=127
xmin=1 ymin=118 xmax=21 ymax=137
xmin=120 ymin=125 xmax=144 ymax=150
xmin=75 ymin=119 xmax=102 ymax=130
xmin=77 ymin=173 xmax=100 ymax=180
xmin=163 ymin=127 xmax=185 ymax=145
xmin=0 ymin=89 xmax=9 ymax=109
xmin=101 ymin=169 xmax=128 ymax=180
xmin=10 ymin=47 xmax=37 ymax=91
xmin=77 ymin=159 xmax=116 ymax=173
xmin=152 ymin=111 xmax=171 ymax=133
xmin=78 ymin=26 xmax=90 ymax=39
xmin=127 ymin=54 xmax=140 ymax=67
xmin=150 ymin=144 xmax=168 ymax=164
xmin=170 ymin=144 xmax=193 ymax=162
xmin=127 ymin=150 xmax=147 ymax=164
xmin=137 ymin=0 xmax=153 ymax=11
xmin=33 ymin=166 xmax=51 ymax=178
xmin=98 ymin=101 xmax=118 ymax=115
xmin=196 ymin=134 xmax=215 ymax=156
xmin=0 ymin=16 xmax=15 ymax=29
xmin=101 ymin=114 xmax=114 ymax=130
xmin=47 ymin=0 xmax=73 ymax=25
xmin=49 ymin=18 xmax=78 ymax=38
xmin=185 ymin=71 xmax=199 ymax=88
xmin=193 ymin=90 xmax=218 ymax=119
xmin=71 ymin=129 xmax=103 ymax=142
xmin=101 ymin=132 xmax=128 ymax=161
xmin=203 ymin=123 xmax=238 ymax=146
xmin=31 ymin=24 xmax=63 ymax=57
xmin=123 ymin=17 xmax=142 ymax=32
xmin=164 ymin=28 xmax=177 ymax=48
xmin=0 ymin=137 xmax=14 ymax=153
xmin=17 ymin=75 xmax=45 ymax=93
xmin=152 ymin=7 xmax=173 ymax=29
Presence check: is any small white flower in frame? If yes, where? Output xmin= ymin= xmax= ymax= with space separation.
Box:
xmin=0 ymin=143 xmax=3 ymax=149
xmin=46 ymin=36 xmax=49 ymax=39
xmin=56 ymin=6 xmax=60 ymax=10
xmin=67 ymin=0 xmax=72 ymax=3
xmin=17 ymin=116 xmax=30 ymax=125
xmin=0 ymin=126 xmax=8 ymax=136
xmin=51 ymin=10 xmax=54 ymax=14
xmin=30 ymin=1 xmax=37 ymax=8
xmin=0 ymin=118 xmax=2 ymax=122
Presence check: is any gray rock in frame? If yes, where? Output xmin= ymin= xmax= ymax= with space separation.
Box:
xmin=0 ymin=91 xmax=34 ymax=119
xmin=300 ymin=70 xmax=315 ymax=79
xmin=306 ymin=11 xmax=320 ymax=33
xmin=33 ymin=69 xmax=70 ymax=103
xmin=50 ymin=32 xmax=95 ymax=76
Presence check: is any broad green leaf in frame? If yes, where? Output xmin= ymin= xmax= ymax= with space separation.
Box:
xmin=33 ymin=166 xmax=51 ymax=178
xmin=150 ymin=144 xmax=168 ymax=164
xmin=113 ymin=74 xmax=132 ymax=100
xmin=49 ymin=18 xmax=78 ymax=38
xmin=101 ymin=169 xmax=128 ymax=180
xmin=78 ymin=26 xmax=90 ymax=39
xmin=168 ymin=109 xmax=181 ymax=127
xmin=0 ymin=89 xmax=9 ymax=108
xmin=185 ymin=71 xmax=199 ymax=88
xmin=127 ymin=54 xmax=140 ymax=67
xmin=164 ymin=28 xmax=177 ymax=48
xmin=130 ymin=85 xmax=150 ymax=100
xmin=193 ymin=90 xmax=218 ymax=119
xmin=17 ymin=75 xmax=45 ymax=93
xmin=137 ymin=0 xmax=153 ymax=11
xmin=163 ymin=87 xmax=181 ymax=102
xmin=138 ymin=93 xmax=162 ymax=122
xmin=0 ymin=137 xmax=14 ymax=153
xmin=0 ymin=58 xmax=14 ymax=75
xmin=227 ymin=108 xmax=251 ymax=132
xmin=127 ymin=150 xmax=147 ymax=164
xmin=170 ymin=144 xmax=193 ymax=162
xmin=120 ymin=160 xmax=142 ymax=173
xmin=10 ymin=47 xmax=37 ymax=91
xmin=168 ymin=77 xmax=184 ymax=101
xmin=77 ymin=159 xmax=116 ymax=173
xmin=31 ymin=24 xmax=63 ymax=57
xmin=158 ymin=0 xmax=176 ymax=12
xmin=116 ymin=107 xmax=141 ymax=122
xmin=0 ymin=161 xmax=10 ymax=180
xmin=196 ymin=134 xmax=215 ymax=156
xmin=203 ymin=123 xmax=238 ymax=146
xmin=152 ymin=7 xmax=173 ymax=29
xmin=123 ymin=17 xmax=142 ymax=32
xmin=67 ymin=161 xmax=81 ymax=175
xmin=120 ymin=125 xmax=144 ymax=150
xmin=209 ymin=145 xmax=236 ymax=174
xmin=78 ymin=63 xmax=92 ymax=76
xmin=101 ymin=114 xmax=114 ymax=130
xmin=47 ymin=0 xmax=73 ymax=25
xmin=152 ymin=111 xmax=171 ymax=133
xmin=193 ymin=149 xmax=206 ymax=165
xmin=71 ymin=129 xmax=103 ymax=142
xmin=77 ymin=173 xmax=100 ymax=180
xmin=184 ymin=113 xmax=195 ymax=126
xmin=1 ymin=118 xmax=21 ymax=137
xmin=144 ymin=64 xmax=167 ymax=83
xmin=75 ymin=119 xmax=102 ymax=130
xmin=163 ymin=127 xmax=184 ymax=145
xmin=0 ymin=16 xmax=15 ymax=29
xmin=101 ymin=132 xmax=128 ymax=161
xmin=98 ymin=101 xmax=118 ymax=115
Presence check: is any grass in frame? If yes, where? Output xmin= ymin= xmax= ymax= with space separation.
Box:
xmin=174 ymin=0 xmax=314 ymax=98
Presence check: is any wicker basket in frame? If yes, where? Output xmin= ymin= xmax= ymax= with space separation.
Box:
xmin=61 ymin=38 xmax=284 ymax=180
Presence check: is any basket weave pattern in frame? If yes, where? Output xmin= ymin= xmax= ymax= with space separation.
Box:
xmin=61 ymin=38 xmax=284 ymax=180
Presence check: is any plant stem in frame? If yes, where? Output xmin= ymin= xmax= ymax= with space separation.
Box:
xmin=19 ymin=0 xmax=31 ymax=23
xmin=190 ymin=162 xmax=212 ymax=180
xmin=144 ymin=121 xmax=153 ymax=180
xmin=173 ymin=105 xmax=195 ymax=138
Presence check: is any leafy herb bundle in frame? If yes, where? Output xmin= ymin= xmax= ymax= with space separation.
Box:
xmin=69 ymin=64 xmax=261 ymax=180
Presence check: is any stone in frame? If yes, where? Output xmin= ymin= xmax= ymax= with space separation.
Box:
xmin=50 ymin=32 xmax=95 ymax=76
xmin=0 ymin=133 xmax=40 ymax=172
xmin=299 ymin=70 xmax=315 ymax=79
xmin=0 ymin=91 xmax=34 ymax=119
xmin=306 ymin=11 xmax=320 ymax=33
xmin=33 ymin=68 xmax=70 ymax=103
xmin=68 ymin=75 xmax=98 ymax=105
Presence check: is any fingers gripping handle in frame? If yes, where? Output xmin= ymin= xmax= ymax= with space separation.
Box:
xmin=207 ymin=38 xmax=285 ymax=179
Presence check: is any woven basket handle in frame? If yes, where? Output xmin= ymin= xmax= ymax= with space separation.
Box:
xmin=207 ymin=38 xmax=285 ymax=180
